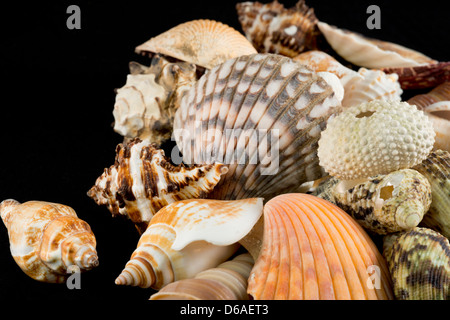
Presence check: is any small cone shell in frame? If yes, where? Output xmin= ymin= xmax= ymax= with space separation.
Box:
xmin=247 ymin=193 xmax=393 ymax=300
xmin=135 ymin=19 xmax=257 ymax=70
xmin=383 ymin=227 xmax=450 ymax=300
xmin=0 ymin=200 xmax=98 ymax=283
xmin=115 ymin=198 xmax=263 ymax=290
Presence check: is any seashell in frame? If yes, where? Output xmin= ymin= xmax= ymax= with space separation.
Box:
xmin=236 ymin=0 xmax=321 ymax=58
xmin=113 ymin=55 xmax=198 ymax=146
xmin=149 ymin=253 xmax=254 ymax=300
xmin=115 ymin=198 xmax=263 ymax=290
xmin=293 ymin=51 xmax=403 ymax=108
xmin=87 ymin=138 xmax=228 ymax=233
xmin=0 ymin=200 xmax=98 ymax=283
xmin=173 ymin=53 xmax=344 ymax=201
xmin=383 ymin=227 xmax=450 ymax=300
xmin=317 ymin=21 xmax=437 ymax=69
xmin=407 ymin=82 xmax=450 ymax=152
xmin=382 ymin=61 xmax=450 ymax=90
xmin=310 ymin=169 xmax=432 ymax=235
xmin=135 ymin=19 xmax=257 ymax=70
xmin=247 ymin=193 xmax=394 ymax=300
xmin=318 ymin=100 xmax=435 ymax=180
xmin=413 ymin=150 xmax=450 ymax=239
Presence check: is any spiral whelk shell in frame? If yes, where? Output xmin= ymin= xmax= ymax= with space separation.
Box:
xmin=318 ymin=100 xmax=435 ymax=180
xmin=113 ymin=55 xmax=198 ymax=145
xmin=236 ymin=0 xmax=321 ymax=57
xmin=135 ymin=19 xmax=257 ymax=70
xmin=174 ymin=53 xmax=344 ymax=201
xmin=0 ymin=200 xmax=98 ymax=283
xmin=247 ymin=193 xmax=393 ymax=300
xmin=87 ymin=138 xmax=228 ymax=233
xmin=383 ymin=227 xmax=450 ymax=300
xmin=115 ymin=198 xmax=263 ymax=290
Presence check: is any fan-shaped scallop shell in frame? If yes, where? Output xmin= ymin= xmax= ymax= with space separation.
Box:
xmin=135 ymin=19 xmax=257 ymax=70
xmin=115 ymin=198 xmax=263 ymax=290
xmin=173 ymin=53 xmax=344 ymax=201
xmin=87 ymin=138 xmax=228 ymax=233
xmin=247 ymin=193 xmax=394 ymax=300
xmin=0 ymin=200 xmax=98 ymax=283
xmin=383 ymin=227 xmax=450 ymax=300
xmin=236 ymin=0 xmax=321 ymax=57
xmin=318 ymin=21 xmax=437 ymax=69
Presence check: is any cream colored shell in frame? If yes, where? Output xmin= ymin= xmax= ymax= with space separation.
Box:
xmin=318 ymin=100 xmax=435 ymax=180
xmin=135 ymin=19 xmax=257 ymax=70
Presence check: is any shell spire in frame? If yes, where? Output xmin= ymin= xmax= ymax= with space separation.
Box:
xmin=115 ymin=198 xmax=263 ymax=290
xmin=87 ymin=138 xmax=228 ymax=232
xmin=0 ymin=200 xmax=98 ymax=283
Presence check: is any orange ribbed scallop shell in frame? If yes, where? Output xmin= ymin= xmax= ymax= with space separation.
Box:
xmin=247 ymin=193 xmax=394 ymax=300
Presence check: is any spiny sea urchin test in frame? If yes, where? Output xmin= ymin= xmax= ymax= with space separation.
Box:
xmin=318 ymin=100 xmax=435 ymax=180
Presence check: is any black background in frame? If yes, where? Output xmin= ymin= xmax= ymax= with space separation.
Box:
xmin=0 ymin=0 xmax=449 ymax=305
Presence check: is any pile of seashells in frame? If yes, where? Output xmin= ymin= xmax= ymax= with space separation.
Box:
xmin=1 ymin=1 xmax=449 ymax=300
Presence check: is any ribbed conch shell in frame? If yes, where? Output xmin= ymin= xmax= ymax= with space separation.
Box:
xmin=113 ymin=55 xmax=197 ymax=145
xmin=317 ymin=21 xmax=437 ymax=69
xmin=173 ymin=53 xmax=344 ymax=201
xmin=236 ymin=0 xmax=321 ymax=57
xmin=115 ymin=198 xmax=263 ymax=290
xmin=293 ymin=50 xmax=403 ymax=108
xmin=247 ymin=193 xmax=394 ymax=300
xmin=135 ymin=19 xmax=257 ymax=70
xmin=407 ymin=82 xmax=450 ymax=152
xmin=383 ymin=227 xmax=450 ymax=300
xmin=87 ymin=138 xmax=228 ymax=233
xmin=413 ymin=150 xmax=450 ymax=239
xmin=382 ymin=61 xmax=450 ymax=90
xmin=318 ymin=100 xmax=435 ymax=180
xmin=0 ymin=200 xmax=98 ymax=283
xmin=149 ymin=253 xmax=254 ymax=300
xmin=309 ymin=169 xmax=432 ymax=235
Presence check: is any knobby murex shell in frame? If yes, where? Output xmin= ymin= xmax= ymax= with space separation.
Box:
xmin=87 ymin=138 xmax=228 ymax=233
xmin=115 ymin=198 xmax=263 ymax=290
xmin=173 ymin=53 xmax=344 ymax=201
xmin=113 ymin=54 xmax=198 ymax=146
xmin=0 ymin=200 xmax=98 ymax=283
xmin=236 ymin=0 xmax=322 ymax=58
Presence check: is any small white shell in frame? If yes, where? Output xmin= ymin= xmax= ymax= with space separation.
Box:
xmin=318 ymin=21 xmax=437 ymax=68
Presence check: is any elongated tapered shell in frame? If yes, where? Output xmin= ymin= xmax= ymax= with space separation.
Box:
xmin=87 ymin=138 xmax=228 ymax=233
xmin=115 ymin=198 xmax=263 ymax=290
xmin=149 ymin=253 xmax=254 ymax=300
xmin=113 ymin=55 xmax=198 ymax=145
xmin=318 ymin=21 xmax=437 ymax=69
xmin=0 ymin=200 xmax=98 ymax=283
xmin=173 ymin=53 xmax=344 ymax=201
xmin=413 ymin=150 xmax=450 ymax=239
xmin=383 ymin=227 xmax=450 ymax=300
xmin=312 ymin=169 xmax=432 ymax=235
xmin=236 ymin=0 xmax=321 ymax=57
xmin=382 ymin=61 xmax=450 ymax=90
xmin=135 ymin=19 xmax=257 ymax=70
xmin=247 ymin=193 xmax=393 ymax=300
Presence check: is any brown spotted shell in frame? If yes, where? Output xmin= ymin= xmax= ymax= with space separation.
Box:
xmin=236 ymin=0 xmax=321 ymax=57
xmin=87 ymin=138 xmax=228 ymax=233
xmin=173 ymin=53 xmax=344 ymax=201
xmin=135 ymin=19 xmax=257 ymax=70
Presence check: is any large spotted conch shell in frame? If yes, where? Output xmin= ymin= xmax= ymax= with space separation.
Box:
xmin=317 ymin=21 xmax=437 ymax=69
xmin=173 ymin=53 xmax=344 ymax=201
xmin=135 ymin=19 xmax=257 ymax=70
xmin=87 ymin=138 xmax=228 ymax=233
xmin=113 ymin=54 xmax=197 ymax=145
xmin=246 ymin=193 xmax=394 ymax=300
xmin=0 ymin=200 xmax=99 ymax=283
xmin=114 ymin=198 xmax=263 ymax=290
